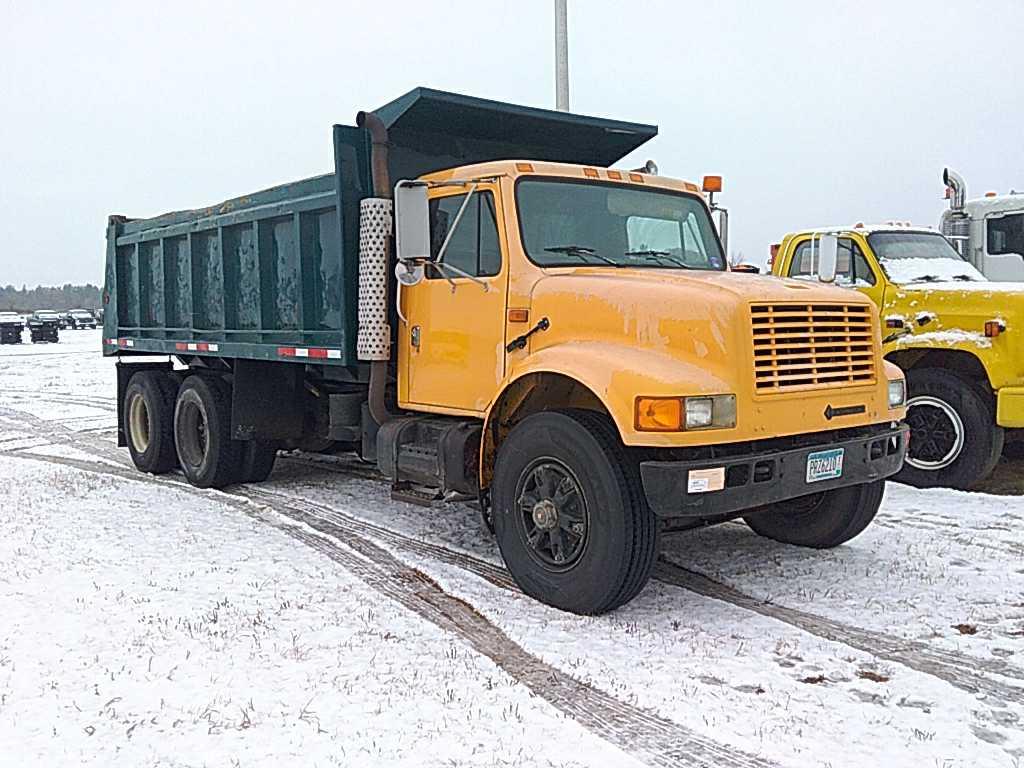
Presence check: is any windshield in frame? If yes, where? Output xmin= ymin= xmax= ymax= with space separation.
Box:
xmin=868 ymin=232 xmax=985 ymax=284
xmin=516 ymin=179 xmax=726 ymax=270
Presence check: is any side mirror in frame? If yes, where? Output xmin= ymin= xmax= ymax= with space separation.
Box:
xmin=711 ymin=206 xmax=729 ymax=255
xmin=817 ymin=234 xmax=839 ymax=283
xmin=394 ymin=181 xmax=431 ymax=262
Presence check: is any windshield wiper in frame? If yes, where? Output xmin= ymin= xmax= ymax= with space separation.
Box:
xmin=543 ymin=245 xmax=619 ymax=266
xmin=623 ymin=249 xmax=694 ymax=269
xmin=952 ymin=274 xmax=978 ymax=281
xmin=909 ymin=275 xmax=941 ymax=283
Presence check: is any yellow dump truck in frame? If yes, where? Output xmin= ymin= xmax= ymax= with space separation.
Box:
xmin=772 ymin=224 xmax=1024 ymax=489
xmin=106 ymin=88 xmax=908 ymax=614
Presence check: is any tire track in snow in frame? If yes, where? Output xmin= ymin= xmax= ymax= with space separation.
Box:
xmin=0 ymin=447 xmax=779 ymax=768
xmin=242 ymin=485 xmax=1024 ymax=705
xmin=654 ymin=558 xmax=1024 ymax=704
xmin=0 ymin=391 xmax=118 ymax=413
xmin=5 ymin=407 xmax=1024 ymax=707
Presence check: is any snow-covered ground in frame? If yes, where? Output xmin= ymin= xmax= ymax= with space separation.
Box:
xmin=1 ymin=329 xmax=1022 ymax=767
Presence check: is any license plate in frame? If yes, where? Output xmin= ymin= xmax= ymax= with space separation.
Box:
xmin=806 ymin=448 xmax=844 ymax=483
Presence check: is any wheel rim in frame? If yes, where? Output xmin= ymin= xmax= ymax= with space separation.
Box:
xmin=514 ymin=459 xmax=589 ymax=571
xmin=905 ymin=395 xmax=965 ymax=470
xmin=177 ymin=399 xmax=209 ymax=469
xmin=128 ymin=393 xmax=150 ymax=453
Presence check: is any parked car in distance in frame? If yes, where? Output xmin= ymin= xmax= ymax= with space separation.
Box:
xmin=771 ymin=224 xmax=1023 ymax=490
xmin=0 ymin=312 xmax=23 ymax=344
xmin=67 ymin=309 xmax=97 ymax=329
xmin=27 ymin=310 xmax=61 ymax=343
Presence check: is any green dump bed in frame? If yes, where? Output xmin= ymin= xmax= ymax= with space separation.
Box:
xmin=103 ymin=88 xmax=657 ymax=366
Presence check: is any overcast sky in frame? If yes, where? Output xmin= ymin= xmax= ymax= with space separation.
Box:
xmin=2 ymin=0 xmax=1022 ymax=286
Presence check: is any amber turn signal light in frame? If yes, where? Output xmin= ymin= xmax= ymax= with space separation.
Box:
xmin=985 ymin=320 xmax=1006 ymax=338
xmin=635 ymin=397 xmax=682 ymax=432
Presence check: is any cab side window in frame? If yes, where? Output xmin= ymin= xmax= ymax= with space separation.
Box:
xmin=987 ymin=213 xmax=1024 ymax=256
xmin=788 ymin=238 xmax=876 ymax=286
xmin=428 ymin=192 xmax=501 ymax=278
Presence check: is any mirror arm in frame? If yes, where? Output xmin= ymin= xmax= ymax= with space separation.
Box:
xmin=427 ymin=260 xmax=490 ymax=292
xmin=435 ymin=182 xmax=479 ymax=264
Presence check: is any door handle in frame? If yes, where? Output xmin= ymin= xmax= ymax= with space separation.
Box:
xmin=411 ymin=325 xmax=421 ymax=349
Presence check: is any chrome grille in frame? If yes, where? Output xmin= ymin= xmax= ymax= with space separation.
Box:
xmin=751 ymin=303 xmax=877 ymax=392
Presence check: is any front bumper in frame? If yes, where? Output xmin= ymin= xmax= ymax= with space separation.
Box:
xmin=640 ymin=422 xmax=908 ymax=519
xmin=997 ymin=387 xmax=1024 ymax=429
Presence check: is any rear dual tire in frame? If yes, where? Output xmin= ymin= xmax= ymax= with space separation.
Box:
xmin=174 ymin=375 xmax=240 ymax=488
xmin=124 ymin=371 xmax=179 ymax=474
xmin=124 ymin=371 xmax=277 ymax=487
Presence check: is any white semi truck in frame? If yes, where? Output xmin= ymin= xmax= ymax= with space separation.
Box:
xmin=941 ymin=168 xmax=1024 ymax=281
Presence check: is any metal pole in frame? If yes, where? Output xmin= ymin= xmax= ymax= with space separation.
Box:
xmin=554 ymin=0 xmax=569 ymax=111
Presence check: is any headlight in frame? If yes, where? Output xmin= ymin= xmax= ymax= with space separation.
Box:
xmin=685 ymin=398 xmax=714 ymax=429
xmin=635 ymin=395 xmax=737 ymax=431
xmin=888 ymin=379 xmax=906 ymax=408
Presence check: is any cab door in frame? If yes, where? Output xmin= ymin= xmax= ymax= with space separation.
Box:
xmin=398 ymin=183 xmax=509 ymax=414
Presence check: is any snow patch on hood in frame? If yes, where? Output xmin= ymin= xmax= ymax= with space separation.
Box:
xmin=902 ymin=280 xmax=1024 ymax=294
xmin=881 ymin=257 xmax=985 ymax=285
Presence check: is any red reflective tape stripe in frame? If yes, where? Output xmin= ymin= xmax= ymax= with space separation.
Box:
xmin=277 ymin=347 xmax=296 ymax=357
xmin=196 ymin=342 xmax=209 ymax=351
xmin=175 ymin=343 xmax=188 ymax=351
xmin=308 ymin=348 xmax=329 ymax=359
xmin=118 ymin=339 xmax=128 ymax=347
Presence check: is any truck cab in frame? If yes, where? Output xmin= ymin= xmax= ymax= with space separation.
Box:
xmin=772 ymin=224 xmax=1024 ymax=489
xmin=941 ymin=168 xmax=1024 ymax=281
xmin=105 ymin=88 xmax=908 ymax=615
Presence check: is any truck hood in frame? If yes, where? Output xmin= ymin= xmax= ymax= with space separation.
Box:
xmin=527 ymin=269 xmax=875 ymax=389
xmin=889 ymin=282 xmax=1024 ymax=326
xmin=886 ymin=283 xmax=1024 ymax=370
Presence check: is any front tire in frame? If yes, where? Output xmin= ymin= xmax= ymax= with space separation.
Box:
xmin=173 ymin=375 xmax=240 ymax=488
xmin=492 ymin=409 xmax=658 ymax=615
xmin=895 ymin=368 xmax=1002 ymax=490
xmin=744 ymin=480 xmax=885 ymax=548
xmin=123 ymin=371 xmax=178 ymax=474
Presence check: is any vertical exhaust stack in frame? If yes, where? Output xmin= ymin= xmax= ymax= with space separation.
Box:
xmin=356 ymin=110 xmax=396 ymax=426
xmin=941 ymin=168 xmax=970 ymax=257
xmin=944 ymin=167 xmax=967 ymax=212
